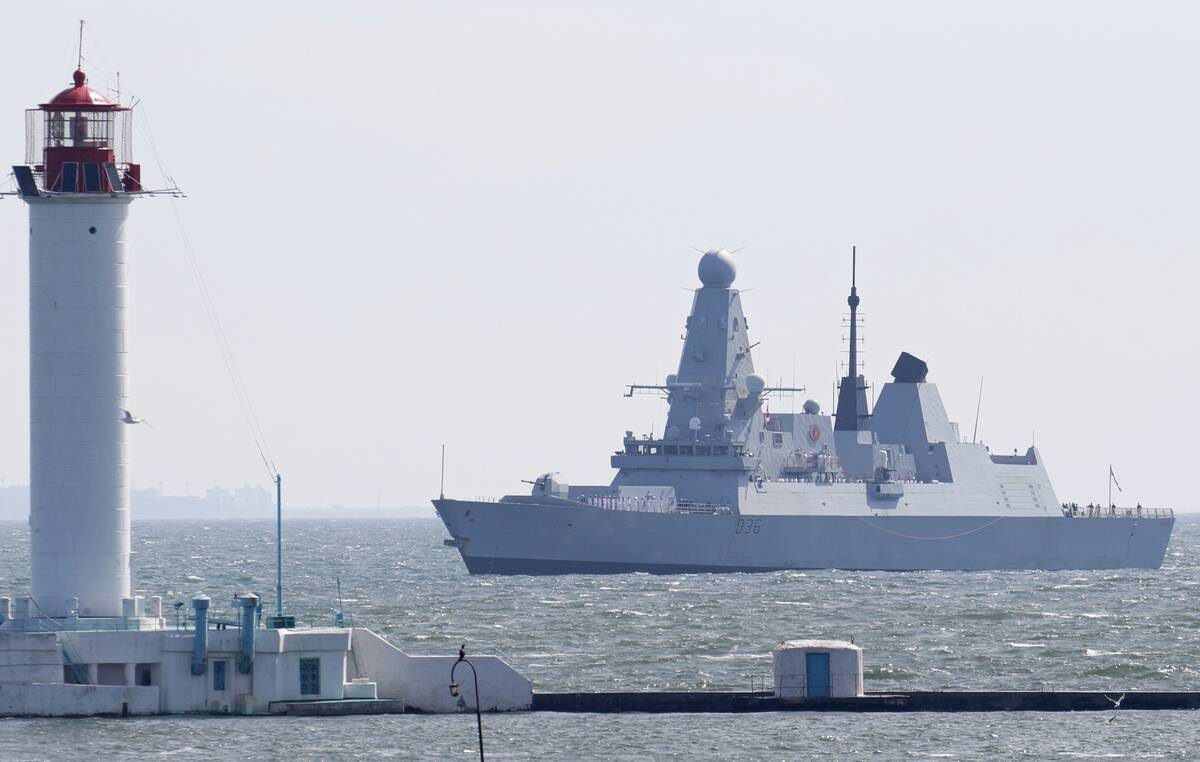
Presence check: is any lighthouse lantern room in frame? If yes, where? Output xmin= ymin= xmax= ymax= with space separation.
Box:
xmin=25 ymin=67 xmax=140 ymax=194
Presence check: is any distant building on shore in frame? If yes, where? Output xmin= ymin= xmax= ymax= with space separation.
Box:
xmin=0 ymin=484 xmax=273 ymax=520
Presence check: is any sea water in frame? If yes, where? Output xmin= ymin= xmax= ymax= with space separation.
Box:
xmin=0 ymin=516 xmax=1196 ymax=759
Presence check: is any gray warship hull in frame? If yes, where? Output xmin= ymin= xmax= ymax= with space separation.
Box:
xmin=434 ymin=499 xmax=1174 ymax=574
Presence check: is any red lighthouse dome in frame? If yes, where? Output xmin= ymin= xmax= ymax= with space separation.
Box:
xmin=42 ymin=68 xmax=121 ymax=110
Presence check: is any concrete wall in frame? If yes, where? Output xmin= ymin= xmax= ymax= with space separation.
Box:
xmin=0 ymin=683 xmax=157 ymax=717
xmin=156 ymin=627 xmax=351 ymax=713
xmin=0 ymin=632 xmax=60 ymax=684
xmin=159 ymin=629 xmax=254 ymax=713
xmin=350 ymin=629 xmax=531 ymax=712
xmin=250 ymin=629 xmax=350 ymax=712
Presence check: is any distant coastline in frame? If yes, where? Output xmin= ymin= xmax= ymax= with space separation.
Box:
xmin=0 ymin=485 xmax=433 ymax=520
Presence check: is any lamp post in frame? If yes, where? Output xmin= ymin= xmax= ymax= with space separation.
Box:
xmin=449 ymin=643 xmax=484 ymax=762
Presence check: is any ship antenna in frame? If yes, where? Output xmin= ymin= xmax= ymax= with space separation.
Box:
xmin=834 ymin=246 xmax=867 ymax=431
xmin=440 ymin=443 xmax=446 ymax=500
xmin=848 ymin=245 xmax=859 ymax=381
xmin=972 ymin=377 xmax=984 ymax=444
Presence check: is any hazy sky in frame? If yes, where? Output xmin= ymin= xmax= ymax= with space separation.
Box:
xmin=1 ymin=2 xmax=1197 ymax=512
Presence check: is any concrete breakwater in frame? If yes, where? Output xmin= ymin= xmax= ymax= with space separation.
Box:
xmin=531 ymin=690 xmax=1200 ymax=714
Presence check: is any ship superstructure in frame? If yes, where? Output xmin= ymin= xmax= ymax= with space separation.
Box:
xmin=435 ymin=248 xmax=1174 ymax=573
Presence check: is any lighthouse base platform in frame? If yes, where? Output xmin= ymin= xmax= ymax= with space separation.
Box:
xmin=0 ymin=625 xmax=531 ymax=717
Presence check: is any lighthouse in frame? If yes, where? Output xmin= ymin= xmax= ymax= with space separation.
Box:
xmin=0 ymin=52 xmax=532 ymax=719
xmin=11 ymin=68 xmax=141 ymax=618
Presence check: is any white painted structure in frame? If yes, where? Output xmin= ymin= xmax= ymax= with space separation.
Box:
xmin=350 ymin=629 xmax=533 ymax=713
xmin=28 ymin=196 xmax=134 ymax=618
xmin=772 ymin=639 xmax=863 ymax=699
xmin=11 ymin=68 xmax=141 ymax=618
xmin=0 ymin=622 xmax=531 ymax=716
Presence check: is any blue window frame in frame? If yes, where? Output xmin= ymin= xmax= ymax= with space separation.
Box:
xmin=213 ymin=660 xmax=226 ymax=691
xmin=299 ymin=658 xmax=320 ymax=695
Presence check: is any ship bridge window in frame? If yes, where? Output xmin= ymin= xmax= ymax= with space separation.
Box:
xmin=680 ymin=445 xmax=694 ymax=455
xmin=697 ymin=445 xmax=711 ymax=456
xmin=663 ymin=445 xmax=678 ymax=455
xmin=773 ymin=432 xmax=784 ymax=447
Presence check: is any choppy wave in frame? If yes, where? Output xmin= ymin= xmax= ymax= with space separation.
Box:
xmin=0 ymin=515 xmax=1197 ymax=757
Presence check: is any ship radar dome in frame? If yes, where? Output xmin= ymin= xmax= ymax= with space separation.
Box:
xmin=697 ymin=249 xmax=737 ymax=288
xmin=803 ymin=399 xmax=820 ymax=414
xmin=745 ymin=373 xmax=766 ymax=396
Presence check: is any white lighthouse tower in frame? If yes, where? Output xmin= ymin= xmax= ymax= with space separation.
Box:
xmin=12 ymin=67 xmax=142 ymax=618
xmin=0 ymin=54 xmax=533 ymax=718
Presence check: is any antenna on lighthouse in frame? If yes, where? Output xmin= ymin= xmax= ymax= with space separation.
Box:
xmin=77 ymin=20 xmax=84 ymax=70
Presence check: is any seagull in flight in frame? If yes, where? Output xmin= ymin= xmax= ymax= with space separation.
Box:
xmin=121 ymin=409 xmax=152 ymax=427
xmin=1103 ymin=692 xmax=1125 ymax=724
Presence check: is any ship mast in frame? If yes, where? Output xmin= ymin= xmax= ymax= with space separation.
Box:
xmin=834 ymin=246 xmax=869 ymax=431
xmin=848 ymin=246 xmax=859 ymax=387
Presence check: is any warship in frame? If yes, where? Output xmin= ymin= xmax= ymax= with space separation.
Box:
xmin=434 ymin=249 xmax=1174 ymax=573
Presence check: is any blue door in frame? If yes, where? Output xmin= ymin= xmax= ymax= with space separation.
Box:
xmin=806 ymin=652 xmax=831 ymax=698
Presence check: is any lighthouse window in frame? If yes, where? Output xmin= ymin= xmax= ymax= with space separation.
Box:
xmin=45 ymin=111 xmax=114 ymax=149
xmin=213 ymin=661 xmax=227 ymax=691
xmin=299 ymin=658 xmax=321 ymax=695
xmin=83 ymin=163 xmax=101 ymax=192
xmin=58 ymin=162 xmax=79 ymax=192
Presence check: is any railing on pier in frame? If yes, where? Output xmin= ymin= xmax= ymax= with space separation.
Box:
xmin=580 ymin=495 xmax=732 ymax=516
xmin=1060 ymin=503 xmax=1174 ymax=519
